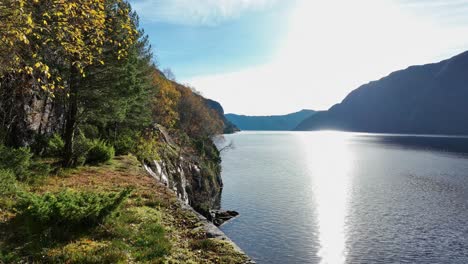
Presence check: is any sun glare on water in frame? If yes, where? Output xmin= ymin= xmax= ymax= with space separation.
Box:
xmin=299 ymin=132 xmax=355 ymax=264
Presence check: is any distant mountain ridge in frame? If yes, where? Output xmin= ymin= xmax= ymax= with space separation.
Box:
xmin=226 ymin=110 xmax=316 ymax=131
xmin=295 ymin=50 xmax=468 ymax=135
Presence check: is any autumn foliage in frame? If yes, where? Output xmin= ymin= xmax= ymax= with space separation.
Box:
xmin=151 ymin=70 xmax=181 ymax=129
xmin=0 ymin=0 xmax=136 ymax=92
xmin=0 ymin=0 xmax=225 ymax=167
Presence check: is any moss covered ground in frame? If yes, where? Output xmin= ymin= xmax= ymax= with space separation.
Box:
xmin=0 ymin=155 xmax=247 ymax=263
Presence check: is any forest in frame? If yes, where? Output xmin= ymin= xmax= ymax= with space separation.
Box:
xmin=0 ymin=1 xmax=245 ymax=263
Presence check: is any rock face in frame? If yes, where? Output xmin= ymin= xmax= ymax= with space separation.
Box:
xmin=226 ymin=109 xmax=316 ymax=131
xmin=0 ymin=74 xmax=63 ymax=146
xmin=145 ymin=125 xmax=224 ymax=217
xmin=296 ymin=50 xmax=468 ymax=135
xmin=209 ymin=210 xmax=239 ymax=226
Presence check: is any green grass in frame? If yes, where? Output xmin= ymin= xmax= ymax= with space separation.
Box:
xmin=0 ymin=155 xmax=247 ymax=263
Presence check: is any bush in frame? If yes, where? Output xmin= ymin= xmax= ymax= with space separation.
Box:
xmin=113 ymin=132 xmax=137 ymax=156
xmin=81 ymin=124 xmax=100 ymax=139
xmin=31 ymin=133 xmax=49 ymax=155
xmin=47 ymin=133 xmax=65 ymax=157
xmin=58 ymin=133 xmax=114 ymax=167
xmin=16 ymin=188 xmax=132 ymax=227
xmin=0 ymin=146 xmax=32 ymax=181
xmin=72 ymin=133 xmax=93 ymax=166
xmin=0 ymin=169 xmax=17 ymax=197
xmin=28 ymin=161 xmax=51 ymax=181
xmin=86 ymin=140 xmax=115 ymax=165
xmin=0 ymin=169 xmax=20 ymax=213
xmin=133 ymin=132 xmax=160 ymax=163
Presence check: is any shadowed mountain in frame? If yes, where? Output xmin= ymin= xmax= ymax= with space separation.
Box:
xmin=226 ymin=110 xmax=316 ymax=131
xmin=296 ymin=50 xmax=468 ymax=135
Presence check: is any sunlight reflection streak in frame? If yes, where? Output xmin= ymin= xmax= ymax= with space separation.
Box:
xmin=300 ymin=132 xmax=354 ymax=264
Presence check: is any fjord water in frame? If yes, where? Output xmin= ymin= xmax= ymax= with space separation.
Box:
xmin=218 ymin=131 xmax=468 ymax=264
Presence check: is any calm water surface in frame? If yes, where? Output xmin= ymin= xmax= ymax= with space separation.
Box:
xmin=218 ymin=131 xmax=468 ymax=264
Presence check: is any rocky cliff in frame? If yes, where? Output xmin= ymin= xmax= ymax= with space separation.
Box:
xmin=144 ymin=125 xmax=224 ymax=219
xmin=0 ymin=73 xmax=63 ymax=147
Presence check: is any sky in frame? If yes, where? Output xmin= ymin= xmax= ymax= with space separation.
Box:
xmin=130 ymin=0 xmax=468 ymax=115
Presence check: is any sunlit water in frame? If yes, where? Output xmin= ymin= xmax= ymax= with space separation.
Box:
xmin=218 ymin=131 xmax=468 ymax=264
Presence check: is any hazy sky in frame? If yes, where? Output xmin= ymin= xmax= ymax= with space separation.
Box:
xmin=131 ymin=0 xmax=468 ymax=115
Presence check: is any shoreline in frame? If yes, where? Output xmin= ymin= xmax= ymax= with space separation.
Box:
xmin=145 ymin=164 xmax=255 ymax=263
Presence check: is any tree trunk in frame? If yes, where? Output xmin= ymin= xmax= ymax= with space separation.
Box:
xmin=63 ymin=67 xmax=79 ymax=167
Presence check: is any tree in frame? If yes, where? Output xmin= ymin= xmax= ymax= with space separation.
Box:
xmin=162 ymin=68 xmax=176 ymax=81
xmin=151 ymin=71 xmax=181 ymax=129
xmin=78 ymin=17 xmax=155 ymax=144
xmin=1 ymin=0 xmax=136 ymax=93
xmin=177 ymin=85 xmax=223 ymax=139
xmin=0 ymin=1 xmax=142 ymax=152
xmin=49 ymin=0 xmax=137 ymax=166
xmin=0 ymin=0 xmax=227 ymax=169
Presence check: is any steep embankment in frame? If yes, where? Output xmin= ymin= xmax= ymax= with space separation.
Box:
xmin=226 ymin=109 xmax=315 ymax=131
xmin=144 ymin=124 xmax=224 ymax=217
xmin=296 ymin=51 xmax=468 ymax=134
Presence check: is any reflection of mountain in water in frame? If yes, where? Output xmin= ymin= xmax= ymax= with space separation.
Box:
xmin=355 ymin=134 xmax=468 ymax=156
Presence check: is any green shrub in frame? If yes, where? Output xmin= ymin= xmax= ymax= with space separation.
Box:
xmin=31 ymin=133 xmax=49 ymax=155
xmin=49 ymin=132 xmax=110 ymax=167
xmin=29 ymin=161 xmax=51 ymax=176
xmin=16 ymin=188 xmax=132 ymax=227
xmin=86 ymin=140 xmax=115 ymax=165
xmin=81 ymin=124 xmax=100 ymax=139
xmin=113 ymin=133 xmax=137 ymax=156
xmin=0 ymin=169 xmax=20 ymax=212
xmin=0 ymin=169 xmax=17 ymax=197
xmin=195 ymin=139 xmax=221 ymax=163
xmin=47 ymin=133 xmax=65 ymax=157
xmin=0 ymin=146 xmax=33 ymax=181
xmin=72 ymin=133 xmax=93 ymax=166
xmin=133 ymin=133 xmax=160 ymax=163
xmin=0 ymin=250 xmax=17 ymax=264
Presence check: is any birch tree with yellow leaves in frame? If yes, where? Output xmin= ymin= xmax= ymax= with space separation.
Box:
xmin=0 ymin=0 xmax=137 ymax=166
